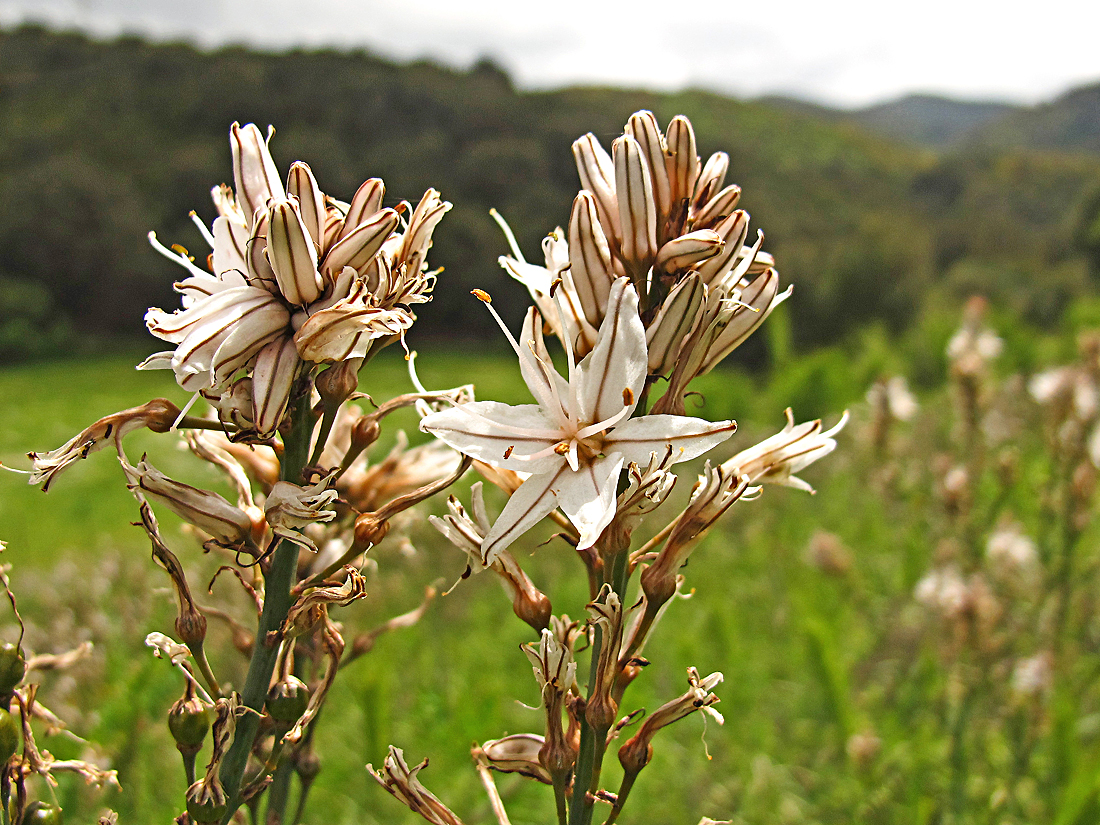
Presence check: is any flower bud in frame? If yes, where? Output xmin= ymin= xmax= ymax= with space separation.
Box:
xmin=316 ymin=360 xmax=361 ymax=410
xmin=125 ymin=457 xmax=254 ymax=548
xmin=267 ymin=676 xmax=311 ymax=724
xmin=186 ymin=780 xmax=227 ymax=825
xmin=479 ymin=734 xmax=552 ymax=784
xmin=0 ymin=642 xmax=26 ymax=695
xmin=654 ymin=229 xmax=722 ymax=275
xmin=168 ymin=695 xmax=212 ymax=750
xmin=23 ymin=802 xmax=63 ymax=825
xmin=0 ymin=707 xmax=21 ymax=764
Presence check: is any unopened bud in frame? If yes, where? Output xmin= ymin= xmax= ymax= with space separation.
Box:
xmin=185 ymin=780 xmax=227 ymax=825
xmin=0 ymin=707 xmax=21 ymax=763
xmin=294 ymin=748 xmax=321 ymax=783
xmin=175 ymin=606 xmax=207 ymax=649
xmin=653 ymin=229 xmax=723 ymax=274
xmin=353 ymin=512 xmax=389 ymax=551
xmin=0 ymin=642 xmax=26 ymax=695
xmin=23 ymin=802 xmax=63 ymax=824
xmin=168 ymin=694 xmax=212 ymax=751
xmin=316 ymin=360 xmax=361 ymax=408
xmin=266 ymin=676 xmax=310 ymax=724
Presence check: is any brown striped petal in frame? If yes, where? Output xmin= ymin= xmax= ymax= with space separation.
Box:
xmin=267 ymin=198 xmax=323 ymax=305
xmin=230 ymin=122 xmax=285 ymax=230
xmin=339 ymin=178 xmax=385 ymax=241
xmin=286 ymin=162 xmax=326 ymax=248
xmin=613 ymin=134 xmax=658 ymax=279
xmin=322 ymin=208 xmax=399 ymax=278
xmin=567 ymin=191 xmax=614 ymax=327
xmin=691 ymin=151 xmax=729 ymax=216
xmin=654 ymin=229 xmax=723 ymax=275
xmin=665 ymin=115 xmax=700 ymax=223
xmin=572 ymin=133 xmax=621 ymax=244
xmin=692 ymin=184 xmax=742 ymax=229
xmin=252 ymin=336 xmax=301 ymax=437
xmin=626 ymin=111 xmax=671 ymax=241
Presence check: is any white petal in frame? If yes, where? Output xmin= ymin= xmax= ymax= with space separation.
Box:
xmin=481 ymin=464 xmax=568 ymax=564
xmin=420 ymin=402 xmax=564 ymax=473
xmin=231 ymin=123 xmax=285 ymax=230
xmin=607 ymin=415 xmax=737 ymax=466
xmin=575 ymin=278 xmax=646 ymax=424
xmin=557 ymin=454 xmax=623 ymax=551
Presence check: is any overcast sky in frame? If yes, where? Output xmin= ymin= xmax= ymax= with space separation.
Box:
xmin=3 ymin=0 xmax=1099 ymax=108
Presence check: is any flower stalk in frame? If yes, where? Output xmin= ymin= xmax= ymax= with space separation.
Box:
xmin=217 ymin=387 xmax=313 ymax=823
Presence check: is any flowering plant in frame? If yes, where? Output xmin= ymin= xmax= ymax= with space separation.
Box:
xmin=7 ymin=110 xmax=844 ymax=825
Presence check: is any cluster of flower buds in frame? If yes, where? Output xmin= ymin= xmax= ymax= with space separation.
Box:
xmin=143 ymin=123 xmax=451 ymax=439
xmin=495 ymin=110 xmax=789 ymax=416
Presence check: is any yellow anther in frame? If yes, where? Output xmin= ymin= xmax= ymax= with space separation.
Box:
xmin=554 ymin=443 xmax=571 ymax=455
xmin=471 ymin=289 xmax=492 ymax=303
xmin=622 ymin=387 xmax=635 ymax=406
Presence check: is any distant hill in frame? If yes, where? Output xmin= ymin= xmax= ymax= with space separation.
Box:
xmin=848 ymin=94 xmax=1019 ymax=148
xmin=966 ymin=83 xmax=1100 ymax=154
xmin=0 ymin=23 xmax=1098 ymax=364
xmin=761 ymin=93 xmax=1019 ymax=149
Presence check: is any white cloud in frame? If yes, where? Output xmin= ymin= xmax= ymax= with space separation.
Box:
xmin=2 ymin=0 xmax=1098 ymax=106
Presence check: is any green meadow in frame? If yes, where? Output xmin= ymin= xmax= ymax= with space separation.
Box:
xmin=3 ymin=323 xmax=1100 ymax=824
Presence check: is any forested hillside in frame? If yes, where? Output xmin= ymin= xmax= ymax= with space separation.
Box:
xmin=2 ymin=24 xmax=1099 ymax=362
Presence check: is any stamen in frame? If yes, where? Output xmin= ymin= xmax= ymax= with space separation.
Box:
xmin=474 ymin=291 xmax=563 ymax=416
xmin=172 ymin=391 xmax=203 ymax=430
xmin=407 ymin=350 xmax=428 ymax=393
xmin=0 ymin=461 xmax=30 ymax=476
xmin=546 ymin=279 xmax=578 ymax=380
xmin=490 ymin=209 xmax=526 ymax=262
xmin=509 ymin=442 xmax=569 ymax=463
xmin=148 ymin=231 xmax=211 ymax=280
xmin=575 ymin=402 xmax=634 ymax=440
xmin=189 ymin=211 xmax=217 ymax=248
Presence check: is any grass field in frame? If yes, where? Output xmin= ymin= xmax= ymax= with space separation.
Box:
xmin=2 ymin=342 xmax=1098 ymax=824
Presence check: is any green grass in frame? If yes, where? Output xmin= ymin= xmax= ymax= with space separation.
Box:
xmin=2 ymin=346 xmax=1091 ymax=824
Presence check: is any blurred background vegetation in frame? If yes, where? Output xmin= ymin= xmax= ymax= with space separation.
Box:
xmin=4 ymin=23 xmax=1100 ymax=371
xmin=6 ymin=22 xmax=1100 ymax=825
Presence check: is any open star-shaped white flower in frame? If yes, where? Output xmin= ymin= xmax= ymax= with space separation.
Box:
xmin=420 ymin=278 xmax=736 ymax=563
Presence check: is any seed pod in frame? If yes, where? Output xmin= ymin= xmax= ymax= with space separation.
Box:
xmin=168 ymin=696 xmax=212 ymax=750
xmin=0 ymin=707 xmax=20 ymax=763
xmin=186 ymin=782 xmax=227 ymax=825
xmin=23 ymin=802 xmax=63 ymax=824
xmin=266 ymin=676 xmax=310 ymax=724
xmin=0 ymin=642 xmax=26 ymax=695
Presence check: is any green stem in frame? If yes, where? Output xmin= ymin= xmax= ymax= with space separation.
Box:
xmin=568 ymin=640 xmax=601 ymax=825
xmin=217 ymin=392 xmax=313 ymax=823
xmin=180 ymin=747 xmax=198 ymax=787
xmin=603 ymin=769 xmax=639 ymax=825
xmin=569 ymin=540 xmax=631 ymax=825
xmin=264 ymin=759 xmax=295 ymax=825
xmin=551 ymin=771 xmax=569 ymax=825
xmin=290 ymin=777 xmax=314 ymax=825
xmin=188 ymin=640 xmax=222 ymax=698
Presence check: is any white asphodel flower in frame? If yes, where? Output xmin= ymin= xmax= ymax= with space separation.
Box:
xmin=143 ymin=122 xmax=450 ymax=436
xmin=722 ymin=408 xmax=848 ymax=493
xmin=420 ymin=278 xmax=736 ymax=562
